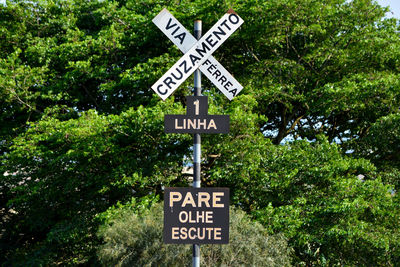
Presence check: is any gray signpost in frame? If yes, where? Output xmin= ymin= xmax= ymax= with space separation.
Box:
xmin=150 ymin=8 xmax=243 ymax=267
xmin=193 ymin=20 xmax=202 ymax=267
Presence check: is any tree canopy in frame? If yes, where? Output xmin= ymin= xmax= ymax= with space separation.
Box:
xmin=1 ymin=0 xmax=399 ymax=265
xmin=97 ymin=204 xmax=292 ymax=266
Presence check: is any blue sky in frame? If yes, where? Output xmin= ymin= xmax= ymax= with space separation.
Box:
xmin=0 ymin=0 xmax=398 ymax=22
xmin=377 ymin=0 xmax=400 ymax=18
xmin=0 ymin=0 xmax=399 ymax=17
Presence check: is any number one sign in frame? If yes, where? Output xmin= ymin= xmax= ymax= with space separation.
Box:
xmin=164 ymin=96 xmax=230 ymax=134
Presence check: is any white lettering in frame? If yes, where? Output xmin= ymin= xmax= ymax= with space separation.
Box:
xmin=179 ymin=211 xmax=188 ymax=223
xmin=198 ymin=119 xmax=207 ymax=129
xmin=198 ymin=192 xmax=210 ymax=207
xmin=208 ymin=119 xmax=217 ymax=130
xmin=172 ymin=227 xmax=223 ymax=240
xmin=206 ymin=211 xmax=213 ymax=223
xmin=180 ymin=227 xmax=187 ymax=239
xmin=170 ymin=192 xmax=182 ymax=207
xmin=197 ymin=211 xmax=205 ymax=222
xmin=169 ymin=191 xmax=226 ymax=208
xmin=214 ymin=228 xmax=222 ymax=240
xmin=182 ymin=192 xmax=196 ymax=207
xmin=188 ymin=119 xmax=196 ymax=129
xmin=188 ymin=227 xmax=196 ymax=239
xmin=175 ymin=119 xmax=183 ymax=129
xmin=213 ymin=192 xmax=224 ymax=208
xmin=172 ymin=227 xmax=179 ymax=239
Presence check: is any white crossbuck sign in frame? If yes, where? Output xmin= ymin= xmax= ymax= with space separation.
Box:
xmin=151 ymin=9 xmax=244 ymax=100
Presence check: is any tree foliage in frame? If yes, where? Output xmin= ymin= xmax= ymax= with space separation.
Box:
xmin=1 ymin=100 xmax=191 ymax=264
xmin=97 ymin=203 xmax=292 ymax=266
xmin=236 ymin=0 xmax=400 ymax=145
xmin=352 ymin=113 xmax=400 ymax=190
xmin=1 ymin=0 xmax=400 ymax=265
xmin=205 ymin=132 xmax=400 ymax=265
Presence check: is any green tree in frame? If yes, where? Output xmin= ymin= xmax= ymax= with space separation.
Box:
xmin=352 ymin=113 xmax=400 ymax=190
xmin=233 ymin=0 xmax=400 ymax=145
xmin=1 ymin=0 xmax=400 ymax=265
xmin=1 ymin=101 xmax=191 ymax=264
xmin=206 ymin=132 xmax=400 ymax=265
xmin=97 ymin=203 xmax=292 ymax=267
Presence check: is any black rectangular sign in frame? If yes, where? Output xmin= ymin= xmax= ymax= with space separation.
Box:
xmin=164 ymin=96 xmax=230 ymax=134
xmin=164 ymin=187 xmax=230 ymax=244
xmin=164 ymin=115 xmax=230 ymax=134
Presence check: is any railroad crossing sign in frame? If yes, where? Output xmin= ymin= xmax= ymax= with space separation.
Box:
xmin=151 ymin=9 xmax=244 ymax=100
xmin=165 ymin=96 xmax=229 ymax=134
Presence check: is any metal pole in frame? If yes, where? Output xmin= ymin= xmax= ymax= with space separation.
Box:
xmin=192 ymin=19 xmax=202 ymax=267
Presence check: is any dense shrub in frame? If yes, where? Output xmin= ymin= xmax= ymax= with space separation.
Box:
xmin=97 ymin=202 xmax=292 ymax=266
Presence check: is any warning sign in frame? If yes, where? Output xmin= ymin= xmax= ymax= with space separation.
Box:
xmin=164 ymin=187 xmax=229 ymax=244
